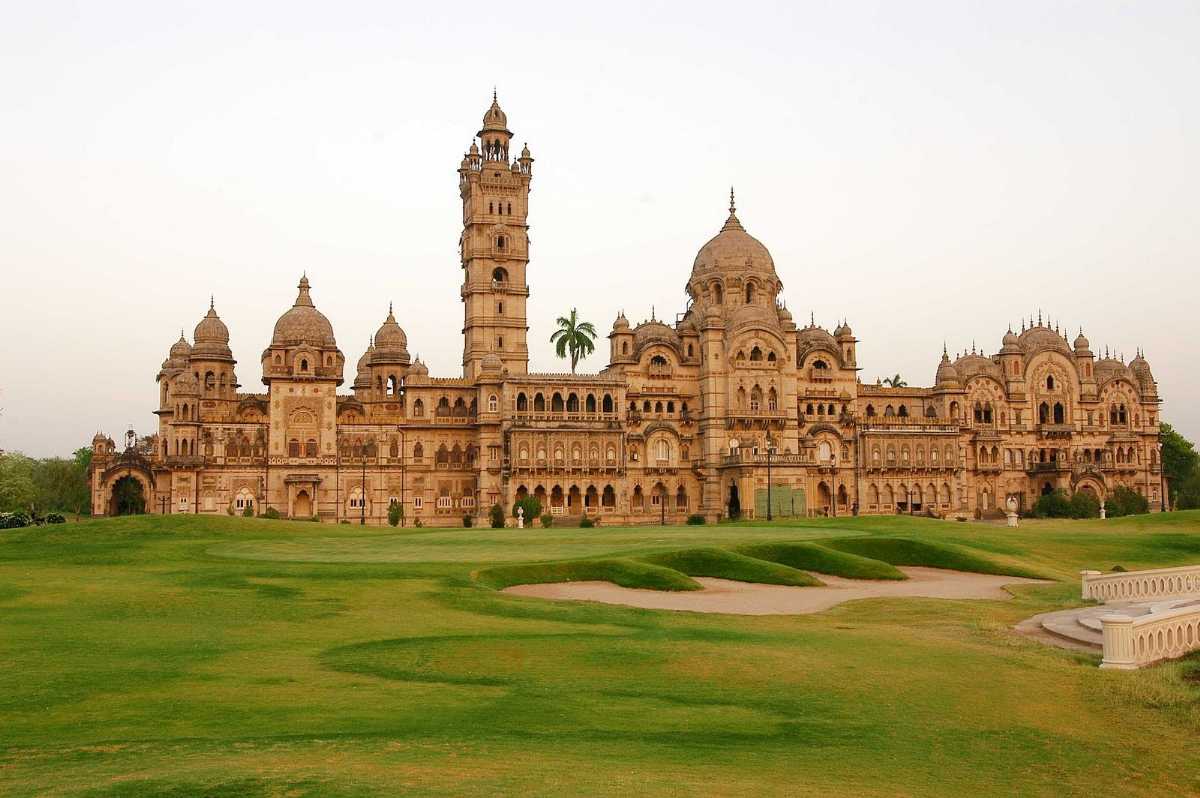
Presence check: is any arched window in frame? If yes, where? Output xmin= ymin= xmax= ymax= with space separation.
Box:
xmin=552 ymin=393 xmax=564 ymax=412
xmin=898 ymin=406 xmax=909 ymax=418
xmin=767 ymin=351 xmax=777 ymax=364
xmin=713 ymin=283 xmax=723 ymax=304
xmin=412 ymin=399 xmax=424 ymax=417
xmin=566 ymin=393 xmax=579 ymax=412
xmin=1039 ymin=402 xmax=1050 ymax=424
xmin=767 ymin=388 xmax=778 ymax=412
xmin=602 ymin=394 xmax=614 ymax=413
xmin=745 ymin=283 xmax=755 ymax=303
xmin=305 ymin=439 xmax=317 ymax=457
xmin=300 ymin=359 xmax=308 ymax=372
xmin=534 ymin=393 xmax=545 ymax=412
xmin=884 ymin=405 xmax=895 ymax=417
xmin=750 ymin=346 xmax=763 ymax=362
xmin=736 ymin=387 xmax=746 ymax=410
xmin=492 ymin=267 xmax=508 ymax=283
xmin=656 ymin=440 xmax=670 ymax=462
xmin=288 ymin=439 xmax=300 ymax=457
xmin=750 ymin=386 xmax=762 ymax=412
xmin=516 ymin=392 xmax=528 ymax=412
xmin=496 ymin=235 xmax=506 ymax=250
xmin=1053 ymin=402 xmax=1065 ymax=424
xmin=866 ymin=404 xmax=875 ymax=417
xmin=1047 ymin=375 xmax=1055 ymax=390
xmin=585 ymin=394 xmax=597 ymax=413
xmin=488 ymin=394 xmax=498 ymax=413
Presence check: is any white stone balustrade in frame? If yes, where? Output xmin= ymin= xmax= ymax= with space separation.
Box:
xmin=1099 ymin=603 xmax=1200 ymax=670
xmin=1076 ymin=564 xmax=1200 ymax=669
xmin=1080 ymin=565 xmax=1200 ymax=602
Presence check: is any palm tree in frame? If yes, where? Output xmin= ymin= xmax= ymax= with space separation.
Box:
xmin=881 ymin=373 xmax=908 ymax=388
xmin=550 ymin=308 xmax=598 ymax=373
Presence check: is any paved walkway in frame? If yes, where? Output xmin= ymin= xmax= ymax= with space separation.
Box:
xmin=1016 ymin=597 xmax=1200 ymax=652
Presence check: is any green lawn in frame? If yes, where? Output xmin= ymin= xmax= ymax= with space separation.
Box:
xmin=1 ymin=512 xmax=1199 ymax=796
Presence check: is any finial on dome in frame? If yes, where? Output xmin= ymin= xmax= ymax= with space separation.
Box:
xmin=1038 ymin=309 xmax=1043 ymax=326
xmin=651 ymin=305 xmax=656 ymax=321
xmin=729 ymin=186 xmax=736 ymax=215
xmin=210 ymin=294 xmax=214 ymax=310
xmin=493 ymin=86 xmax=497 ymax=103
xmin=295 ymin=274 xmax=313 ymax=307
xmin=810 ymin=311 xmax=815 ymax=326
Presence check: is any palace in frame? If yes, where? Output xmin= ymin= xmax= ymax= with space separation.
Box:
xmin=90 ymin=95 xmax=1167 ymax=523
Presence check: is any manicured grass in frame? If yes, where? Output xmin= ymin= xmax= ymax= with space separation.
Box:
xmin=474 ymin=557 xmax=701 ymax=591
xmin=1 ymin=512 xmax=1198 ymax=796
xmin=732 ymin=541 xmax=906 ymax=580
xmin=821 ymin=536 xmax=1047 ymax=578
xmin=639 ymin=546 xmax=823 ymax=586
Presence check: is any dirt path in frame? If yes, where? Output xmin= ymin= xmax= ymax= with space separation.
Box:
xmin=502 ymin=567 xmax=1049 ymax=616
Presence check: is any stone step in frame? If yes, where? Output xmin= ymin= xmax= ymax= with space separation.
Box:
xmin=1038 ymin=609 xmax=1104 ymax=648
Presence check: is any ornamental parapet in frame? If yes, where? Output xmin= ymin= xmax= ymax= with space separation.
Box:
xmin=1082 ymin=565 xmax=1200 ymax=603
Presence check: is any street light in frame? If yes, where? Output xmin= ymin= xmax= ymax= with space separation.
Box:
xmin=831 ymin=452 xmax=837 ymax=518
xmin=766 ymin=432 xmax=776 ymax=521
xmin=397 ymin=425 xmax=406 ymax=527
xmin=1160 ymin=441 xmax=1168 ymax=513
xmin=360 ymin=440 xmax=367 ymax=526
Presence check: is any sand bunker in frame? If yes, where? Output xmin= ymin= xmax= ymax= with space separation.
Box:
xmin=503 ymin=567 xmax=1048 ymax=615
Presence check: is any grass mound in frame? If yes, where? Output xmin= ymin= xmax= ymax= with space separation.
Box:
xmin=820 ymin=537 xmax=1041 ymax=578
xmin=733 ymin=542 xmax=906 ymax=580
xmin=639 ymin=547 xmax=823 ymax=586
xmin=475 ymin=558 xmax=701 ymax=591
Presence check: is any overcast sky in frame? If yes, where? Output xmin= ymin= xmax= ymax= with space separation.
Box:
xmin=1 ymin=1 xmax=1197 ymax=457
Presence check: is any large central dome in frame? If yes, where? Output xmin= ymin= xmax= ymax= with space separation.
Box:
xmin=688 ymin=192 xmax=781 ymax=293
xmin=272 ymin=275 xmax=336 ymax=347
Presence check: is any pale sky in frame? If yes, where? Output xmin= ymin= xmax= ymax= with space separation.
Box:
xmin=1 ymin=1 xmax=1197 ymax=457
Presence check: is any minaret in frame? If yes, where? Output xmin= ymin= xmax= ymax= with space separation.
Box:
xmin=458 ymin=91 xmax=534 ymax=378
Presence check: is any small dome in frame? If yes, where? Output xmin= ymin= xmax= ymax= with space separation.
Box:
xmin=353 ymin=339 xmax=374 ymax=391
xmin=370 ymin=304 xmax=410 ymax=365
xmin=935 ymin=350 xmax=961 ymax=387
xmin=409 ymin=358 xmax=429 ymax=377
xmin=271 ymin=276 xmax=337 ymax=348
xmin=777 ymin=305 xmax=794 ymax=323
xmin=520 ymin=143 xmax=531 ymax=159
xmin=192 ymin=300 xmax=233 ymax=359
xmin=834 ymin=320 xmax=853 ymax=338
xmin=612 ymin=312 xmax=630 ymax=331
xmin=1074 ymin=330 xmax=1091 ymax=353
xmin=481 ymin=95 xmax=508 ymax=131
xmin=1000 ymin=328 xmax=1021 ymax=355
xmin=169 ymin=334 xmax=192 ymax=361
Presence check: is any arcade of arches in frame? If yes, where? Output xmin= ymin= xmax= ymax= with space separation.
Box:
xmin=90 ymin=94 xmax=1166 ymax=524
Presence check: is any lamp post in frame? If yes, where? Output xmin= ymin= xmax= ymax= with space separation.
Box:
xmin=766 ymin=432 xmax=776 ymax=521
xmin=360 ymin=441 xmax=367 ymax=526
xmin=831 ymin=452 xmax=837 ymax=518
xmin=397 ymin=425 xmax=406 ymax=527
xmin=1160 ymin=441 xmax=1168 ymax=513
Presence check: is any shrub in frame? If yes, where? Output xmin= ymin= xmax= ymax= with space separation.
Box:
xmin=1107 ymin=486 xmax=1150 ymax=517
xmin=340 ymin=520 xmax=350 ymax=525
xmin=579 ymin=517 xmax=594 ymax=528
xmin=686 ymin=513 xmax=706 ymax=525
xmin=1068 ymin=490 xmax=1100 ymax=519
xmin=45 ymin=513 xmax=66 ymax=524
xmin=387 ymin=501 xmax=403 ymax=527
xmin=310 ymin=515 xmax=321 ymax=522
xmin=463 ymin=514 xmax=474 ymax=528
xmin=489 ymin=503 xmax=505 ymax=528
xmin=1031 ymin=489 xmax=1072 ymax=518
xmin=226 ymin=503 xmax=235 ymax=516
xmin=414 ymin=518 xmax=423 ymax=528
xmin=512 ymin=496 xmax=541 ymax=523
xmin=1112 ymin=565 xmax=1127 ymax=572
xmin=242 ymin=504 xmax=254 ymax=518
xmin=540 ymin=512 xmax=554 ymax=528
xmin=262 ymin=507 xmax=281 ymax=520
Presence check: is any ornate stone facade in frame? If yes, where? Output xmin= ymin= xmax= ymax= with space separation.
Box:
xmin=89 ymin=96 xmax=1167 ymax=523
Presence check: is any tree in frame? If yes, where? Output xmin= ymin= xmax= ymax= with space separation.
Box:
xmin=512 ymin=495 xmax=541 ymax=522
xmin=387 ymin=500 xmax=403 ymax=527
xmin=1160 ymin=423 xmax=1198 ymax=508
xmin=881 ymin=374 xmax=908 ymax=388
xmin=489 ymin=503 xmax=506 ymax=528
xmin=0 ymin=453 xmax=36 ymax=513
xmin=1107 ymin=486 xmax=1149 ymax=518
xmin=549 ymin=308 xmax=598 ymax=373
